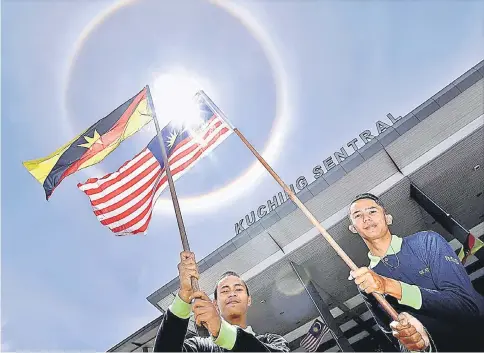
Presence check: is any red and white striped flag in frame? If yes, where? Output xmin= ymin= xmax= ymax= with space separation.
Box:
xmin=78 ymin=94 xmax=232 ymax=235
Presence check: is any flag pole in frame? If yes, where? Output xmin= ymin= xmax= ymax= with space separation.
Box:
xmin=146 ymin=85 xmax=209 ymax=335
xmin=198 ymin=90 xmax=399 ymax=321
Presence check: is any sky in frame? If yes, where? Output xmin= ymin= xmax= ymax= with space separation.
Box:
xmin=2 ymin=0 xmax=483 ymax=350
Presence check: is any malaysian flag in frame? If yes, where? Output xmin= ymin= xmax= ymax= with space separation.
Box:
xmin=78 ymin=93 xmax=232 ymax=235
xmin=300 ymin=319 xmax=330 ymax=352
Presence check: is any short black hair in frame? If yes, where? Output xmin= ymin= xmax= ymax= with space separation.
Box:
xmin=349 ymin=193 xmax=386 ymax=215
xmin=213 ymin=271 xmax=250 ymax=300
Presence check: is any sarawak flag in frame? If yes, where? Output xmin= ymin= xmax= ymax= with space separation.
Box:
xmin=78 ymin=93 xmax=232 ymax=235
xmin=457 ymin=233 xmax=484 ymax=265
xmin=23 ymin=87 xmax=152 ymax=199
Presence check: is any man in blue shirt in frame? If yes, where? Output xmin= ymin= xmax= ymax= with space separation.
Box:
xmin=348 ymin=193 xmax=484 ymax=352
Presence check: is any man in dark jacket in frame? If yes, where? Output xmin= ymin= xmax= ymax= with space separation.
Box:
xmin=348 ymin=193 xmax=484 ymax=352
xmin=153 ymin=251 xmax=289 ymax=352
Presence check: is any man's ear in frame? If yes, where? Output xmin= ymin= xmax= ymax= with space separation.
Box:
xmin=349 ymin=224 xmax=358 ymax=234
xmin=247 ymin=296 xmax=252 ymax=307
xmin=213 ymin=299 xmax=220 ymax=314
xmin=385 ymin=214 xmax=393 ymax=225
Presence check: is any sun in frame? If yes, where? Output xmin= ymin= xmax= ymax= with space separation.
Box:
xmin=63 ymin=0 xmax=291 ymax=215
xmin=150 ymin=69 xmax=211 ymax=130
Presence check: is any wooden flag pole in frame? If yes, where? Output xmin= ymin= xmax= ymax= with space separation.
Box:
xmin=199 ymin=90 xmax=399 ymax=321
xmin=146 ymin=86 xmax=209 ymax=335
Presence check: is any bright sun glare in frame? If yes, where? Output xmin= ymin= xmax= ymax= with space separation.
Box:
xmin=151 ymin=70 xmax=207 ymax=130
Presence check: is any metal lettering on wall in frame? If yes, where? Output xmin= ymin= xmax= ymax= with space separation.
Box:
xmin=234 ymin=114 xmax=402 ymax=235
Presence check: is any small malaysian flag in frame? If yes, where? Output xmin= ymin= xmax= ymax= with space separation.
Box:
xmin=77 ymin=92 xmax=232 ymax=235
xmin=300 ymin=319 xmax=330 ymax=352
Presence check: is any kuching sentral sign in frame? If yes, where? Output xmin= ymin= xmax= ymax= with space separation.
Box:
xmin=234 ymin=113 xmax=402 ymax=235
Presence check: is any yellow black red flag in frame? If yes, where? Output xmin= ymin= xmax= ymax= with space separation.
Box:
xmin=458 ymin=233 xmax=484 ymax=264
xmin=23 ymin=87 xmax=153 ymax=199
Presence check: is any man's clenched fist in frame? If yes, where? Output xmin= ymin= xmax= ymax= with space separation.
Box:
xmin=391 ymin=312 xmax=429 ymax=351
xmin=191 ymin=291 xmax=222 ymax=338
xmin=350 ymin=267 xmax=386 ymax=294
xmin=177 ymin=251 xmax=200 ymax=303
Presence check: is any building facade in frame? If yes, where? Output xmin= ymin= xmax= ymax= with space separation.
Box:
xmin=109 ymin=60 xmax=484 ymax=352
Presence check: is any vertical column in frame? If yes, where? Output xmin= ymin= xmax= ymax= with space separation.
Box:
xmin=290 ymin=262 xmax=354 ymax=352
xmin=311 ymin=281 xmax=379 ymax=339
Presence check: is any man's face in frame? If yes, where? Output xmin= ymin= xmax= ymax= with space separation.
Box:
xmin=349 ymin=198 xmax=389 ymax=240
xmin=215 ymin=275 xmax=251 ymax=319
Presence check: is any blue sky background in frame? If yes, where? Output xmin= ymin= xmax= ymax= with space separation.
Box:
xmin=2 ymin=0 xmax=483 ymax=350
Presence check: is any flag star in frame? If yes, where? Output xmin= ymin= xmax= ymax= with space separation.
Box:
xmin=79 ymin=130 xmax=102 ymax=148
xmin=167 ymin=131 xmax=179 ymax=150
